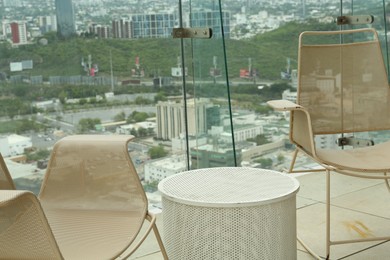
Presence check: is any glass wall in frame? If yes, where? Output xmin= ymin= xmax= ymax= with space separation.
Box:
xmin=1 ymin=0 xmax=390 ymax=202
xmin=179 ymin=0 xmax=237 ymax=170
xmin=337 ymin=0 xmax=390 ymax=146
xmin=340 ymin=0 xmax=389 ymax=76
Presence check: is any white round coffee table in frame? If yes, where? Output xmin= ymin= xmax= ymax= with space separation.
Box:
xmin=158 ymin=167 xmax=300 ymax=260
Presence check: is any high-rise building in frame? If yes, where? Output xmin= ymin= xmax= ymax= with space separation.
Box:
xmin=10 ymin=22 xmax=27 ymax=45
xmin=156 ymin=98 xmax=213 ymax=140
xmin=38 ymin=15 xmax=57 ymax=34
xmin=156 ymin=100 xmax=185 ymax=140
xmin=112 ymin=19 xmax=131 ymax=39
xmin=131 ymin=13 xmax=177 ymax=38
xmin=55 ymin=0 xmax=76 ymax=38
xmin=97 ymin=26 xmax=110 ymax=38
xmin=89 ymin=24 xmax=110 ymax=38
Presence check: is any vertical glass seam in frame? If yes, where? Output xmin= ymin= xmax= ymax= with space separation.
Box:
xmin=218 ymin=0 xmax=237 ymax=167
xmin=178 ymin=0 xmax=191 ymax=170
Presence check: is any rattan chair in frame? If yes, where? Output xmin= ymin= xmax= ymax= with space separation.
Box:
xmin=0 ymin=153 xmax=16 ymax=190
xmin=38 ymin=135 xmax=168 ymax=260
xmin=268 ymin=28 xmax=390 ymax=259
xmin=0 ymin=190 xmax=64 ymax=259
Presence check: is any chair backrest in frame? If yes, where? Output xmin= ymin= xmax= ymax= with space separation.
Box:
xmin=39 ymin=135 xmax=147 ymax=212
xmin=0 ymin=153 xmax=16 ymax=190
xmin=0 ymin=190 xmax=63 ymax=259
xmin=295 ymin=28 xmax=390 ymax=138
xmin=38 ymin=135 xmax=148 ymax=259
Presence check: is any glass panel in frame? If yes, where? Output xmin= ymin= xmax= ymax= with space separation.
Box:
xmin=223 ymin=2 xmax=341 ymax=170
xmin=180 ymin=0 xmax=238 ymax=170
xmin=341 ymin=0 xmax=389 ymax=77
xmin=0 ymin=0 xmax=183 ymax=196
xmin=4 ymin=0 xmax=389 ymax=195
xmin=340 ymin=0 xmax=390 ymax=144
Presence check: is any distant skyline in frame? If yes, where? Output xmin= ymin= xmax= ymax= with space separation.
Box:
xmin=55 ymin=0 xmax=75 ymax=38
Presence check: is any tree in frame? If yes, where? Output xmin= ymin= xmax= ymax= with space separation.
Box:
xmin=254 ymin=158 xmax=273 ymax=169
xmin=277 ymin=154 xmax=285 ymax=164
xmin=148 ymin=145 xmax=168 ymax=159
xmin=17 ymin=119 xmax=41 ymax=133
xmin=26 ymin=149 xmax=51 ymax=161
xmin=127 ymin=111 xmax=149 ymax=123
xmin=135 ymin=96 xmax=152 ymax=105
xmin=130 ymin=128 xmax=138 ymax=137
xmin=89 ymin=97 xmax=97 ymax=104
xmin=78 ymin=118 xmax=101 ymax=133
xmin=137 ymin=127 xmax=147 ymax=137
xmin=254 ymin=105 xmax=272 ymax=115
xmin=58 ymin=90 xmax=67 ymax=104
xmin=143 ymin=180 xmax=159 ymax=192
xmin=79 ymin=98 xmax=87 ymax=105
xmin=154 ymin=92 xmax=167 ymax=102
xmin=248 ymin=134 xmax=270 ymax=146
xmin=113 ymin=111 xmax=126 ymax=122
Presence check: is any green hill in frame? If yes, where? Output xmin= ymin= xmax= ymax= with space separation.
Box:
xmin=0 ymin=20 xmax=337 ymax=81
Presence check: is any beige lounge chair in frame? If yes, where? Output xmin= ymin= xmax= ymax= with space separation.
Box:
xmin=0 ymin=190 xmax=64 ymax=259
xmin=38 ymin=135 xmax=168 ymax=260
xmin=268 ymin=28 xmax=390 ymax=259
xmin=0 ymin=153 xmax=16 ymax=190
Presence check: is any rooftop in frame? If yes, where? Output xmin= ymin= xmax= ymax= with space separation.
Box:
xmin=129 ymin=171 xmax=390 ymax=259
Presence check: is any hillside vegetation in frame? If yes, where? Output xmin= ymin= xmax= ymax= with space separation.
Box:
xmin=0 ymin=20 xmax=337 ymax=80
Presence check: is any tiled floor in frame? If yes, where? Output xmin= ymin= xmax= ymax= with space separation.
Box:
xmin=128 ymin=171 xmax=390 ymax=259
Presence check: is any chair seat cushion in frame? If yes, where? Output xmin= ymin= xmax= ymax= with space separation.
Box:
xmin=316 ymin=141 xmax=390 ymax=172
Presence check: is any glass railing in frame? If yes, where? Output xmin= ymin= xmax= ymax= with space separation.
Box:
xmin=2 ymin=0 xmax=390 ymax=198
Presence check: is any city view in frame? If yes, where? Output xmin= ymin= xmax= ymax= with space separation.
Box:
xmin=0 ymin=0 xmax=388 ymax=199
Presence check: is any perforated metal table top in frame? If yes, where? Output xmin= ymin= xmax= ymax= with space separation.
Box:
xmin=158 ymin=167 xmax=300 ymax=207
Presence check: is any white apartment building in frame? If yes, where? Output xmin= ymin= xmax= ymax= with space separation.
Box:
xmin=156 ymin=98 xmax=211 ymax=140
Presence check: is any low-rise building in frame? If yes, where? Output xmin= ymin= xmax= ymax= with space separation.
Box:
xmin=190 ymin=143 xmax=241 ymax=169
xmin=0 ymin=134 xmax=33 ymax=157
xmin=116 ymin=121 xmax=156 ymax=135
xmin=241 ymin=139 xmax=286 ymax=162
xmin=171 ymin=134 xmax=207 ymax=153
xmin=144 ymin=154 xmax=187 ymax=183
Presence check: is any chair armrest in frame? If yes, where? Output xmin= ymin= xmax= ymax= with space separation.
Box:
xmin=267 ymin=100 xmax=317 ymax=158
xmin=267 ymin=99 xmax=303 ymax=111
